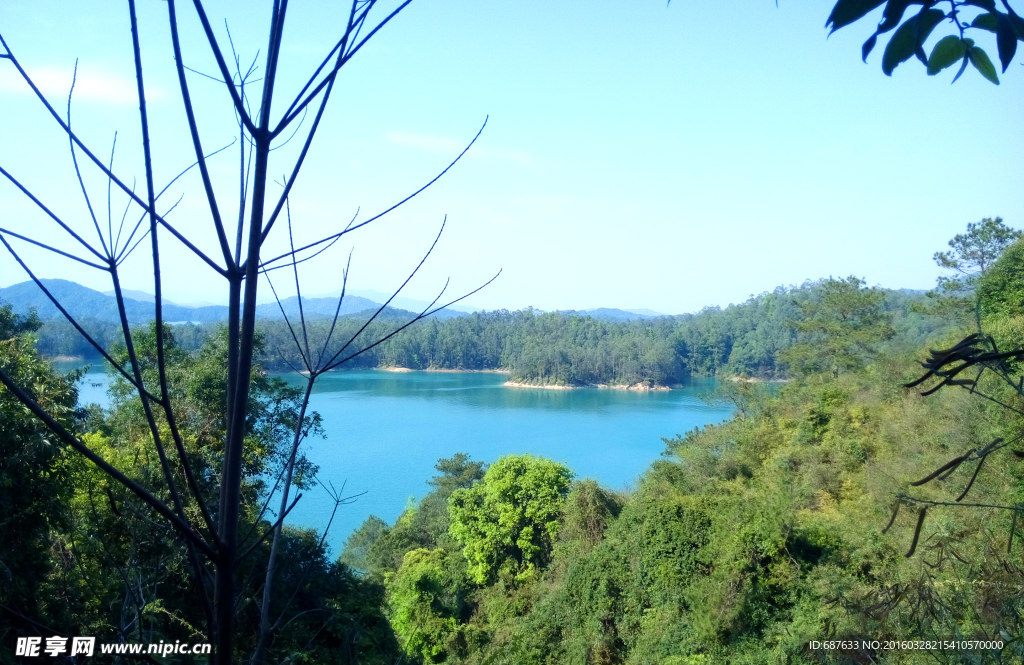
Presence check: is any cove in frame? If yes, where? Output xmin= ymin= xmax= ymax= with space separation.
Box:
xmin=68 ymin=365 xmax=734 ymax=553
xmin=275 ymin=370 xmax=733 ymax=553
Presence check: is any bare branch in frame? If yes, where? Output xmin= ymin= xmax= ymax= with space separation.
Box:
xmin=258 ymin=55 xmax=348 ymax=244
xmin=258 ymin=215 xmax=351 ymax=274
xmin=286 ymin=198 xmax=313 ymax=365
xmin=131 ymin=0 xmax=222 ymax=546
xmin=315 ymin=250 xmax=353 ymax=368
xmin=0 ymin=165 xmax=107 ymax=262
xmin=0 ymin=37 xmax=228 ymax=276
xmin=273 ymin=0 xmax=358 ymax=130
xmin=116 ymin=140 xmax=236 ymax=264
xmin=323 ymin=269 xmax=500 ymax=373
xmin=114 ymin=178 xmax=137 ymax=253
xmin=0 ymin=234 xmax=156 ymax=396
xmin=261 ymin=266 xmax=313 ymax=370
xmin=0 ymin=227 xmax=109 ymax=270
xmin=107 ymin=133 xmax=117 ymax=251
xmin=319 ymin=217 xmax=450 ymax=372
xmin=235 ymin=492 xmax=302 ymax=563
xmin=342 ymin=0 xmax=415 ymax=64
xmin=167 ymin=0 xmax=236 ymax=268
xmin=257 ymin=116 xmax=488 ymax=268
xmin=271 ymin=0 xmax=416 ymax=132
xmin=268 ymin=481 xmax=365 ymax=635
xmin=185 ymin=0 xmax=259 ymax=136
xmin=66 ymin=61 xmax=111 ymax=259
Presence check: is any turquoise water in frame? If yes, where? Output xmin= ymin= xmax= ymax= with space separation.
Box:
xmin=67 ymin=366 xmax=733 ymax=554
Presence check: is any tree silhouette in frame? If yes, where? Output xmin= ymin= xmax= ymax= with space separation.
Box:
xmin=826 ymin=0 xmax=1023 ymax=84
xmin=0 ymin=2 xmax=495 ymax=662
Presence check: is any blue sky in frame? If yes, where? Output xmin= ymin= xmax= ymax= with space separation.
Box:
xmin=1 ymin=0 xmax=1021 ymax=314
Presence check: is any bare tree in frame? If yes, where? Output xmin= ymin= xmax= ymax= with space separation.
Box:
xmin=0 ymin=2 xmax=494 ymax=662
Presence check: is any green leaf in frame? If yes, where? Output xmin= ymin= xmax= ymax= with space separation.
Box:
xmin=951 ymin=54 xmax=970 ymax=83
xmin=928 ymin=35 xmax=968 ymax=74
xmin=862 ymin=34 xmax=878 ymax=62
xmin=964 ymin=0 xmax=996 ymax=10
xmin=971 ymin=12 xmax=999 ymax=33
xmin=1009 ymin=14 xmax=1024 ymax=41
xmin=997 ymin=15 xmax=1019 ymax=72
xmin=882 ymin=9 xmax=946 ymax=74
xmin=883 ymin=22 xmax=918 ymax=73
xmin=968 ymin=46 xmax=1000 ymax=84
xmin=877 ymin=0 xmax=918 ymax=34
xmin=827 ymin=0 xmax=887 ymax=32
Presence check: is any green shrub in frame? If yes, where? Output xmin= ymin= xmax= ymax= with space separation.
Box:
xmin=449 ymin=454 xmax=573 ymax=585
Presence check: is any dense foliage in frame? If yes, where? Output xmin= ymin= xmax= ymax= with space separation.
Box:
xmin=0 ymin=305 xmax=80 ymax=630
xmin=827 ymin=0 xmax=1024 ymax=85
xmin=449 ymin=455 xmax=573 ymax=586
xmin=34 ymin=282 xmax=941 ymax=390
xmin=0 ymin=319 xmax=401 ymax=664
xmin=333 ymin=222 xmax=1024 ymax=664
xmin=4 ymin=218 xmax=1021 ymax=663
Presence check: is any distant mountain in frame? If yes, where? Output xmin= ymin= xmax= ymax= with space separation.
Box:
xmin=102 ymin=289 xmax=161 ymax=304
xmin=1 ymin=280 xmax=201 ymax=323
xmin=255 ymin=295 xmax=385 ymax=320
xmin=578 ymin=308 xmax=668 ymax=322
xmin=1 ymin=279 xmax=664 ymax=325
xmin=0 ymin=279 xmax=466 ymax=324
xmin=314 ymin=288 xmax=481 ymax=314
xmin=102 ymin=290 xmax=219 ymax=309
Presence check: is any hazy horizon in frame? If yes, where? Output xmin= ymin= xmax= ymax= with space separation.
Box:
xmin=1 ymin=0 xmax=1020 ymax=315
xmin=1 ymin=275 xmax=932 ymax=319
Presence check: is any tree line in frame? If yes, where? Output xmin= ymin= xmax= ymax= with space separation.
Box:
xmin=32 ymin=281 xmax=943 ymax=387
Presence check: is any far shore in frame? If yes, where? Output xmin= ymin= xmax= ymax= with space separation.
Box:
xmin=503 ymin=381 xmax=573 ymax=390
xmin=505 ymin=381 xmax=674 ymax=391
xmin=47 ymin=359 xmax=727 ymax=391
xmin=380 ymin=367 xmax=510 ymax=374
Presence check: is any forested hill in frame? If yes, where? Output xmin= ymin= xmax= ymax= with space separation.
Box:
xmin=351 ymin=283 xmax=939 ymax=385
xmin=17 ymin=279 xmax=945 ymax=386
xmin=258 ymin=282 xmax=939 ymax=385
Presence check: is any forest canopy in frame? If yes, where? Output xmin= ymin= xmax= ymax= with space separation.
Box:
xmin=27 ymin=279 xmax=944 ymax=388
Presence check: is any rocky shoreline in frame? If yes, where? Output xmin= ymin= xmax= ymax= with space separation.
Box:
xmin=504 ymin=381 xmax=673 ymax=391
xmin=379 ymin=367 xmax=510 ymax=374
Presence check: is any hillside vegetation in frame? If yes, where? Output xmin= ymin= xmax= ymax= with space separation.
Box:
xmin=31 ymin=280 xmax=943 ymax=387
xmin=2 ymin=220 xmax=1021 ymax=663
xmin=339 ymin=232 xmax=1024 ymax=664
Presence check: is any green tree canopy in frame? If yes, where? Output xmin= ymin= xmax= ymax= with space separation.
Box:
xmin=921 ymin=217 xmax=1021 ymax=320
xmin=448 ymin=454 xmax=573 ymax=585
xmin=935 ymin=216 xmax=1021 ymax=278
xmin=386 ymin=548 xmax=465 ymax=663
xmin=779 ymin=276 xmax=894 ymax=378
xmin=0 ymin=303 xmax=79 ymax=628
xmin=978 ymin=236 xmax=1024 ymax=321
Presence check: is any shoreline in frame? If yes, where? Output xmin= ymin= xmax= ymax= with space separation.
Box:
xmin=379 ymin=367 xmax=510 ymax=374
xmin=504 ymin=381 xmax=674 ymax=391
xmin=503 ymin=381 xmax=573 ymax=390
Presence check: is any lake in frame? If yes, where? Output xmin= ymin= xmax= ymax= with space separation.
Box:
xmin=68 ymin=365 xmax=733 ymax=554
